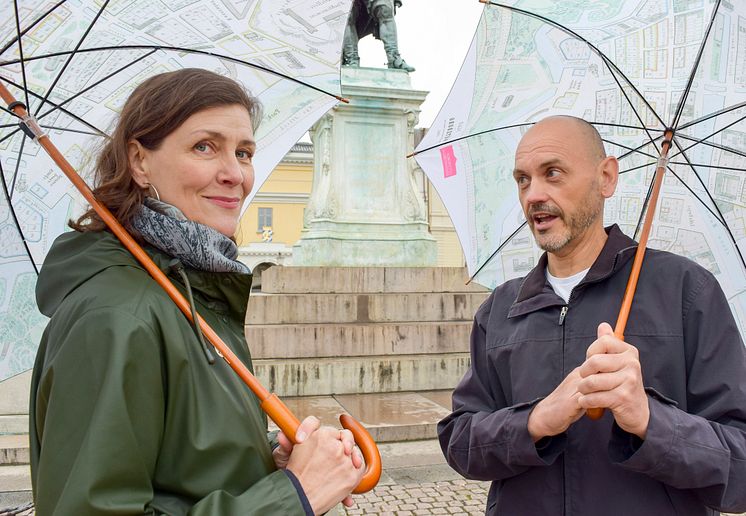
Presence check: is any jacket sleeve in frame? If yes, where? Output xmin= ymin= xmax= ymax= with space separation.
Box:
xmin=437 ymin=301 xmax=566 ymax=481
xmin=608 ymin=271 xmax=746 ymax=513
xmin=32 ymin=308 xmax=306 ymax=516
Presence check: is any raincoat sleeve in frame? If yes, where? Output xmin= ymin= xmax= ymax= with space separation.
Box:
xmin=437 ymin=300 xmax=566 ymax=481
xmin=31 ymin=308 xmax=306 ymax=516
xmin=608 ymin=271 xmax=746 ymax=513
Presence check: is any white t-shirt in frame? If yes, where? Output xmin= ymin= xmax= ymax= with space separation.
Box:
xmin=546 ymin=267 xmax=590 ymax=304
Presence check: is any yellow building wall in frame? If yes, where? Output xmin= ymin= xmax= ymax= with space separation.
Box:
xmin=428 ymin=183 xmax=466 ymax=267
xmin=237 ymin=162 xmax=312 ymax=247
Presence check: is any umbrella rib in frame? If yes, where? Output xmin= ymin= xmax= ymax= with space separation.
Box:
xmin=4 ymin=45 xmax=343 ymax=103
xmin=670 ymin=162 xmax=746 ymax=172
xmin=33 ymin=0 xmax=112 ymax=117
xmin=678 ymin=100 xmax=746 ymax=132
xmin=0 ymin=160 xmax=38 ymax=275
xmin=602 ymin=138 xmax=659 ymax=161
xmin=487 ymin=1 xmax=666 ymax=129
xmin=0 ymin=76 xmax=108 ymax=145
xmin=616 ymin=135 xmax=665 ymax=162
xmin=619 ymin=161 xmax=657 ymax=176
xmin=413 ymin=122 xmax=657 ymax=157
xmin=0 ymin=105 xmax=19 ymax=118
xmin=671 ymin=111 xmax=746 ymax=160
xmin=674 ymin=134 xmax=746 ymax=160
xmin=633 ymin=172 xmax=657 ymax=239
xmin=414 ymin=122 xmax=533 ymax=155
xmin=0 ymin=0 xmax=67 ymax=57
xmin=671 ymin=135 xmax=730 ymax=227
xmin=9 ymin=132 xmax=26 ymax=198
xmin=664 ymin=164 xmax=726 ymax=227
xmin=12 ymin=0 xmax=31 ymax=111
xmin=37 ymin=48 xmax=158 ymax=121
xmin=469 ymin=221 xmax=529 ymax=283
xmin=671 ymin=0 xmax=722 ymax=129
xmin=669 ymin=148 xmax=746 ymax=273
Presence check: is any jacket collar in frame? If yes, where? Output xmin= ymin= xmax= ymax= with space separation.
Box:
xmin=146 ymin=245 xmax=253 ymax=319
xmin=508 ymin=225 xmax=637 ymax=318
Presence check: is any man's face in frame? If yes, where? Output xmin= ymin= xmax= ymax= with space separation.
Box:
xmin=513 ymin=119 xmax=608 ymax=256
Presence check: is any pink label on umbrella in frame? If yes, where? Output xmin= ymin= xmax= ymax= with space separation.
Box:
xmin=440 ymin=146 xmax=457 ymax=178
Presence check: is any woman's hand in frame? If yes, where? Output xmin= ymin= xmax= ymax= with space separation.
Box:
xmin=281 ymin=416 xmax=365 ymax=514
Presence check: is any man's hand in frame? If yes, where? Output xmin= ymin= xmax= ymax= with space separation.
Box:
xmin=527 ymin=367 xmax=585 ymax=442
xmin=577 ymin=322 xmax=650 ymax=439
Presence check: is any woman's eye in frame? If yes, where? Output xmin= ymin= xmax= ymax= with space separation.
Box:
xmin=194 ymin=142 xmax=209 ymax=152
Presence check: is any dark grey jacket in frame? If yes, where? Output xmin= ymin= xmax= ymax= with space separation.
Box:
xmin=438 ymin=225 xmax=746 ymax=516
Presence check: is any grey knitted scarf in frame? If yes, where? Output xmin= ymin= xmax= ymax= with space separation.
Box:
xmin=131 ymin=198 xmax=249 ymax=274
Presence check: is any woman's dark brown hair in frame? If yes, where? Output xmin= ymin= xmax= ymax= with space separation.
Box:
xmin=70 ymin=68 xmax=261 ymax=234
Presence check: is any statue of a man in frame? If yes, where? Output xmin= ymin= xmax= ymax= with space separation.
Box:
xmin=342 ymin=0 xmax=415 ymax=72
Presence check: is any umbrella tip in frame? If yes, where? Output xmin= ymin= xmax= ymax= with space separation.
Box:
xmin=337 ymin=96 xmax=350 ymax=104
xmin=406 ymin=152 xmax=415 ymax=158
xmin=478 ymin=0 xmax=490 ymax=3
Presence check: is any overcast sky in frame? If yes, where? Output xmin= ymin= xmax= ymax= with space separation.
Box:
xmin=356 ymin=0 xmax=485 ymax=128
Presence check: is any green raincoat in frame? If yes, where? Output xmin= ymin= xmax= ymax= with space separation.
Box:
xmin=30 ymin=230 xmax=305 ymax=515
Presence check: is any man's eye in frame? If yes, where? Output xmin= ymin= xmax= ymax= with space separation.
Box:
xmin=516 ymin=175 xmax=529 ymax=186
xmin=236 ymin=149 xmax=253 ymax=160
xmin=547 ymin=169 xmax=560 ymax=178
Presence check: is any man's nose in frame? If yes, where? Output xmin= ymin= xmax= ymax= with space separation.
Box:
xmin=523 ymin=181 xmax=549 ymax=205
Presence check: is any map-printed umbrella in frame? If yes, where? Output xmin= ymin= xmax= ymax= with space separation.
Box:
xmin=413 ymin=0 xmax=746 ymax=353
xmin=0 ymin=0 xmax=381 ymax=492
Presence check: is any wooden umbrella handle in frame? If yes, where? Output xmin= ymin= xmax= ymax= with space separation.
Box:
xmin=261 ymin=395 xmax=382 ymax=493
xmin=586 ymin=130 xmax=675 ymax=421
xmin=0 ymin=82 xmax=381 ymax=493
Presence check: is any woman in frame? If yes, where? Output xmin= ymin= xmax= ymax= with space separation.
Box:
xmin=29 ymin=69 xmax=363 ymax=515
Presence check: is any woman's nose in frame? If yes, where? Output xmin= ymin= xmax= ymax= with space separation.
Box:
xmin=218 ymin=155 xmax=244 ymax=185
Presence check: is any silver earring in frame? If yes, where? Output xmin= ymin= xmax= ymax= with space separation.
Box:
xmin=145 ymin=183 xmax=160 ymax=201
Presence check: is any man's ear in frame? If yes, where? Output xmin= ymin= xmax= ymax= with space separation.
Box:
xmin=599 ymin=156 xmax=619 ymax=199
xmin=128 ymin=139 xmax=149 ymax=187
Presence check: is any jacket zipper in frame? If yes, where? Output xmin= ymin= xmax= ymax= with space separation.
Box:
xmin=559 ymin=303 xmax=568 ymax=516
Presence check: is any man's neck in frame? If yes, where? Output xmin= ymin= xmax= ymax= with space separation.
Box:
xmin=546 ymin=225 xmax=608 ymax=278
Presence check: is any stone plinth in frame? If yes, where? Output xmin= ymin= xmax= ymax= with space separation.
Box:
xmin=292 ymin=67 xmax=436 ymax=266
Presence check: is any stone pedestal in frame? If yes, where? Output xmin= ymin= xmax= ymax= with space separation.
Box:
xmin=292 ymin=67 xmax=436 ymax=266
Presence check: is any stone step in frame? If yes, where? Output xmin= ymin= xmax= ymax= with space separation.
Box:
xmin=247 ymin=321 xmax=472 ymax=359
xmin=0 ymin=436 xmax=29 ymax=466
xmin=246 ymin=291 xmax=489 ymax=325
xmin=267 ymin=391 xmax=453 ymax=443
xmin=255 ymin=353 xmax=469 ymax=397
xmin=0 ymin=416 xmax=28 ymax=436
xmin=261 ymin=267 xmax=487 ymax=294
xmin=0 ymin=464 xmax=32 ymax=508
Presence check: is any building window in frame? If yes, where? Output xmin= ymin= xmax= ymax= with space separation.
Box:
xmin=257 ymin=207 xmax=273 ymax=232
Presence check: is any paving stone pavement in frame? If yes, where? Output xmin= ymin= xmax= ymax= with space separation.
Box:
xmin=339 ymin=478 xmax=488 ymax=515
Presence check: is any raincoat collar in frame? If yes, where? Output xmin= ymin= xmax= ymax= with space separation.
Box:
xmin=145 ymin=241 xmax=252 ymax=319
xmin=508 ymin=225 xmax=637 ymax=318
xmin=37 ymin=230 xmax=252 ymax=320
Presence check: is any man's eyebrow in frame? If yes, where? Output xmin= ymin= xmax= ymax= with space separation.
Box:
xmin=512 ymin=158 xmax=563 ymax=176
xmin=190 ymin=129 xmax=256 ymax=147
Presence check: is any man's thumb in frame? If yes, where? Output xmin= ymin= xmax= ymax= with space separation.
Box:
xmin=597 ymin=321 xmax=614 ymax=338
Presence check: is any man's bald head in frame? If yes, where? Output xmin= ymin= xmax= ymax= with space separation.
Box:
xmin=524 ymin=116 xmax=606 ymax=163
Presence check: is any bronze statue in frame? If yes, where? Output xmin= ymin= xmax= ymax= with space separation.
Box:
xmin=343 ymin=0 xmax=415 ymax=72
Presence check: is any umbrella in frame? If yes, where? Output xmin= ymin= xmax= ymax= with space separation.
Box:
xmin=0 ymin=0 xmax=380 ymax=492
xmin=413 ymin=0 xmax=746 ymax=345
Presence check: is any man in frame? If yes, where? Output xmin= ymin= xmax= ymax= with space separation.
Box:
xmin=342 ymin=0 xmax=415 ymax=72
xmin=437 ymin=116 xmax=746 ymax=515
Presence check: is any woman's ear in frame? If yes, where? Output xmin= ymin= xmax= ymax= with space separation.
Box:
xmin=128 ymin=139 xmax=149 ymax=187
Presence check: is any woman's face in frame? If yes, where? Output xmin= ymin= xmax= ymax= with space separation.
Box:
xmin=129 ymin=104 xmax=256 ymax=237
